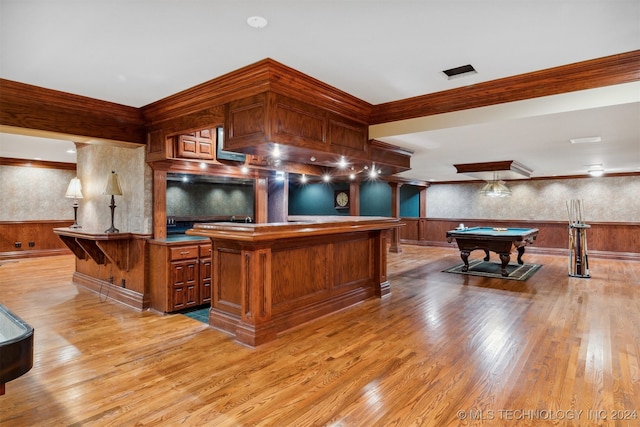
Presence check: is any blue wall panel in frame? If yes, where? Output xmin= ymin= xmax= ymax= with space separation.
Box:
xmin=289 ymin=180 xmax=410 ymax=218
xmin=289 ymin=183 xmax=349 ymax=215
xmin=360 ymin=181 xmax=391 ymax=216
xmin=400 ymin=185 xmax=420 ymax=217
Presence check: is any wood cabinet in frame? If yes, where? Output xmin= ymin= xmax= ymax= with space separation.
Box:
xmin=225 ymin=92 xmax=369 ymax=164
xmin=176 ymin=129 xmax=214 ymax=160
xmin=149 ymin=240 xmax=212 ymax=313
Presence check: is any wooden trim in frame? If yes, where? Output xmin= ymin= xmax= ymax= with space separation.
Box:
xmin=0 ymin=219 xmax=75 ymax=225
xmin=425 ymin=218 xmax=639 ymax=227
xmin=454 ymin=160 xmax=533 ymax=178
xmin=371 ymin=50 xmax=640 ymax=124
xmin=0 ymin=78 xmax=146 ymax=144
xmin=430 ymin=171 xmax=640 ymax=184
xmin=0 ymin=157 xmax=76 ymax=170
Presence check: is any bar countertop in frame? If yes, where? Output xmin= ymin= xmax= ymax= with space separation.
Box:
xmin=148 ymin=235 xmax=209 ymax=245
xmin=186 ymin=216 xmax=402 ymax=242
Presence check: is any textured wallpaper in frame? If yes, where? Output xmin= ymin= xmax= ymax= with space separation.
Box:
xmin=0 ymin=165 xmax=76 ymax=221
xmin=427 ymin=176 xmax=640 ymax=222
xmin=167 ymin=181 xmax=254 ymax=217
xmin=76 ymin=144 xmax=153 ymax=233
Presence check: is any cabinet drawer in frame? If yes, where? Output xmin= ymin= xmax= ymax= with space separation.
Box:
xmin=199 ymin=244 xmax=212 ymax=258
xmin=170 ymin=246 xmax=199 ymax=260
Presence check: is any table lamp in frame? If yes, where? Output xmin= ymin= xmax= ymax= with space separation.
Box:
xmin=65 ymin=177 xmax=83 ymax=228
xmin=103 ymin=171 xmax=123 ymax=233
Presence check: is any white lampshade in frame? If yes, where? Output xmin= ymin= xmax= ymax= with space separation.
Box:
xmin=65 ymin=177 xmax=83 ymax=199
xmin=103 ymin=171 xmax=123 ymax=196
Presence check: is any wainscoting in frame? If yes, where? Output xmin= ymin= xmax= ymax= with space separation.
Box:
xmin=0 ymin=220 xmax=73 ymax=260
xmin=401 ymin=217 xmax=640 ymax=261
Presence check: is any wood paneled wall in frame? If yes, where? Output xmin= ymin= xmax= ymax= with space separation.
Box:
xmin=400 ymin=218 xmax=640 ymax=261
xmin=0 ymin=220 xmax=73 ymax=259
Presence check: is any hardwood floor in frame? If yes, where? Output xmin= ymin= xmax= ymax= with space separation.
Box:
xmin=1 ymin=247 xmax=639 ymax=426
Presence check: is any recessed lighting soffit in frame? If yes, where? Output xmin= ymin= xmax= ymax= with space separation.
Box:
xmin=454 ymin=160 xmax=533 ymax=181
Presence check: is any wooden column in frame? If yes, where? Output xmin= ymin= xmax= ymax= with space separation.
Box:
xmin=152 ymin=169 xmax=167 ymax=238
xmin=254 ymin=177 xmax=268 ymax=223
xmin=388 ymin=182 xmax=403 ymax=254
xmin=419 ymin=186 xmax=428 ymax=241
xmin=349 ymin=181 xmax=360 ymax=216
xmin=235 ymin=247 xmax=276 ymax=346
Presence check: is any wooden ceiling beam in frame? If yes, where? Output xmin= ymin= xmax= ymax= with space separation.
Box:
xmin=370 ymin=50 xmax=640 ymax=124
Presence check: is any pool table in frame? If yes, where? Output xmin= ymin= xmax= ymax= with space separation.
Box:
xmin=446 ymin=227 xmax=539 ymax=277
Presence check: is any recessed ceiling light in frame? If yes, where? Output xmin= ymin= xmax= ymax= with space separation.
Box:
xmin=66 ymin=149 xmax=76 ymax=154
xmin=247 ymin=16 xmax=268 ymax=29
xmin=442 ymin=64 xmax=477 ymax=80
xmin=570 ymin=136 xmax=602 ymax=144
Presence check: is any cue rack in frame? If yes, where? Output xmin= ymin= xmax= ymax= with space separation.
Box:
xmin=566 ymin=199 xmax=591 ymax=278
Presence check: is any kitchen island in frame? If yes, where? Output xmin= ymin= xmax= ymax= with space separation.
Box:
xmin=186 ymin=216 xmax=401 ymax=346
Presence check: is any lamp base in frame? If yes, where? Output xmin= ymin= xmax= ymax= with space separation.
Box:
xmin=70 ymin=203 xmax=81 ymax=229
xmin=105 ymin=195 xmax=119 ymax=233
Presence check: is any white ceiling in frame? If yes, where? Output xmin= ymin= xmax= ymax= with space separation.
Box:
xmin=1 ymin=0 xmax=639 ymax=181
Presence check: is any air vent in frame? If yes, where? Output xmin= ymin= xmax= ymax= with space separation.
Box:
xmin=442 ymin=64 xmax=477 ymax=79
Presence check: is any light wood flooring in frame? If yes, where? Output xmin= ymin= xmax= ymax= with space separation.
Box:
xmin=0 ymin=246 xmax=639 ymax=426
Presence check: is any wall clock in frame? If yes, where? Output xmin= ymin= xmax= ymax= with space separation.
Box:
xmin=334 ymin=190 xmax=350 ymax=208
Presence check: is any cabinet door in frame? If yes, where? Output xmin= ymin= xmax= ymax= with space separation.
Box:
xmin=170 ymin=260 xmax=199 ymax=310
xmin=176 ymin=130 xmax=214 ymax=160
xmin=200 ymin=257 xmax=212 ymax=305
xmin=196 ymin=129 xmax=214 ymax=159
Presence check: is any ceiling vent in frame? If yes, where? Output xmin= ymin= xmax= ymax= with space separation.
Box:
xmin=442 ymin=64 xmax=477 ymax=79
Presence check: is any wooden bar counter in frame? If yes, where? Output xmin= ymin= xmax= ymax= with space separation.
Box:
xmin=186 ymin=216 xmax=401 ymax=346
xmin=53 ymin=228 xmax=151 ymax=310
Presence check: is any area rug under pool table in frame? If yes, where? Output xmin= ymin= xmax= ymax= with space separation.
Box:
xmin=443 ymin=259 xmax=542 ymax=281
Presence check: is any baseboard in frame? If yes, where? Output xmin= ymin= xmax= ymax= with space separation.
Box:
xmin=72 ymin=272 xmax=149 ymax=311
xmin=0 ymin=248 xmax=71 ymax=260
xmin=209 ymin=286 xmax=375 ymax=347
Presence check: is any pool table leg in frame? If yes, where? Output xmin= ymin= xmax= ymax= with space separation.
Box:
xmin=460 ymin=250 xmax=470 ymax=272
xmin=516 ymin=246 xmax=525 ymax=264
xmin=483 ymin=249 xmax=490 ymax=261
xmin=499 ymin=253 xmax=510 ymax=276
